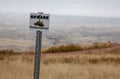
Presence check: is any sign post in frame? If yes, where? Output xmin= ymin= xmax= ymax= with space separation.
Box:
xmin=30 ymin=12 xmax=50 ymax=79
xmin=34 ymin=30 xmax=42 ymax=79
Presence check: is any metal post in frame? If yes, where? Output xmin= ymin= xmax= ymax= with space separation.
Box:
xmin=33 ymin=30 xmax=42 ymax=79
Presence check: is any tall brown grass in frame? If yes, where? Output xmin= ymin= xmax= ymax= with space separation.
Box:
xmin=0 ymin=42 xmax=120 ymax=79
xmin=1 ymin=53 xmax=120 ymax=79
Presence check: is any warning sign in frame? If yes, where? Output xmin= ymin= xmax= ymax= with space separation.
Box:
xmin=30 ymin=12 xmax=50 ymax=29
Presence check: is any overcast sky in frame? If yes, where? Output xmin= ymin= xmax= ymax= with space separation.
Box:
xmin=0 ymin=0 xmax=120 ymax=17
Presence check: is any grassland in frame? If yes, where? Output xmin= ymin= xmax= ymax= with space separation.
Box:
xmin=0 ymin=43 xmax=120 ymax=79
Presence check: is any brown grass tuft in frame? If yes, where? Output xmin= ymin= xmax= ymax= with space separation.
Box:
xmin=42 ymin=42 xmax=112 ymax=53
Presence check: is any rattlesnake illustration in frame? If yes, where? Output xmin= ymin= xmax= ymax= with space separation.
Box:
xmin=34 ymin=16 xmax=44 ymax=26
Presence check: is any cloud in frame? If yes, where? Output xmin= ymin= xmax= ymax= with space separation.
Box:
xmin=0 ymin=0 xmax=120 ymax=17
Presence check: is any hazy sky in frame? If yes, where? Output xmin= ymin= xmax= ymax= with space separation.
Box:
xmin=0 ymin=0 xmax=120 ymax=17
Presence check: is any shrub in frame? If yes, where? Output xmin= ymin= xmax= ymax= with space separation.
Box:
xmin=42 ymin=43 xmax=112 ymax=53
xmin=42 ymin=44 xmax=83 ymax=53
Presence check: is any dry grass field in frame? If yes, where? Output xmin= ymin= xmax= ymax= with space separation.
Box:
xmin=0 ymin=43 xmax=120 ymax=79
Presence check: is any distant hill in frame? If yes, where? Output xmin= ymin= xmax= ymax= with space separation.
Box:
xmin=0 ymin=13 xmax=120 ymax=51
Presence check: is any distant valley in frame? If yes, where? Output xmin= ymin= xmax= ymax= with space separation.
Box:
xmin=0 ymin=13 xmax=120 ymax=51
